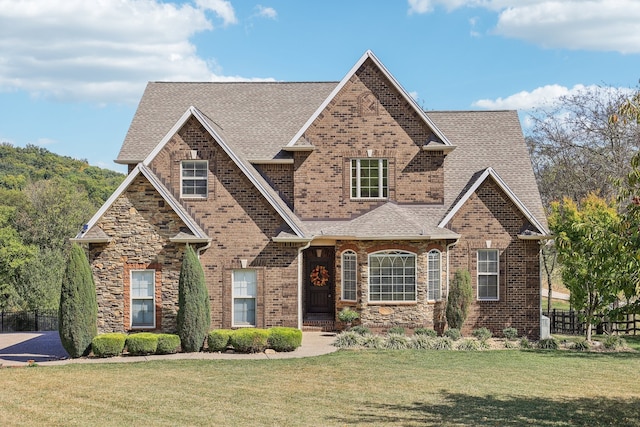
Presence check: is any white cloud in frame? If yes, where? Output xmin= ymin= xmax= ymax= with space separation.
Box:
xmin=407 ymin=0 xmax=640 ymax=54
xmin=32 ymin=138 xmax=57 ymax=147
xmin=0 ymin=0 xmax=270 ymax=105
xmin=473 ymin=84 xmax=578 ymax=110
xmin=255 ymin=5 xmax=277 ymax=19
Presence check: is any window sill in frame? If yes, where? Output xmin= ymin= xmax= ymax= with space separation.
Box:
xmin=367 ymin=301 xmax=417 ymax=306
xmin=477 ymin=298 xmax=499 ymax=302
xmin=350 ymin=197 xmax=388 ymax=201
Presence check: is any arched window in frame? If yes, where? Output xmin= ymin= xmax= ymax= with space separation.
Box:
xmin=368 ymin=251 xmax=416 ymax=302
xmin=427 ymin=250 xmax=441 ymax=301
xmin=341 ymin=251 xmax=357 ymax=301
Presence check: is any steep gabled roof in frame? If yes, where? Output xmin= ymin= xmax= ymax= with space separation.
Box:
xmin=438 ymin=167 xmax=548 ymax=236
xmin=285 ymin=50 xmax=453 ymax=150
xmin=117 ymin=81 xmax=337 ymax=163
xmin=143 ymin=106 xmax=307 ymax=238
xmin=72 ymin=164 xmax=209 ymax=243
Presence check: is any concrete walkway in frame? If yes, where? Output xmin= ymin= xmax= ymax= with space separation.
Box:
xmin=0 ymin=331 xmax=338 ymax=367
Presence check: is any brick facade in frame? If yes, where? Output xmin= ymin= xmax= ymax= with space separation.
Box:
xmin=85 ymin=54 xmax=544 ymax=339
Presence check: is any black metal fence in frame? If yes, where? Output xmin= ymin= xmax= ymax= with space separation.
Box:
xmin=0 ymin=310 xmax=58 ymax=333
xmin=544 ymin=309 xmax=640 ymax=335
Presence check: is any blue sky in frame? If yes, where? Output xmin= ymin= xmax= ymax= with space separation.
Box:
xmin=1 ymin=0 xmax=639 ymax=173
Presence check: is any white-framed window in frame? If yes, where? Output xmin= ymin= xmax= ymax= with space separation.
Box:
xmin=427 ymin=250 xmax=441 ymax=301
xmin=181 ymin=160 xmax=208 ymax=198
xmin=477 ymin=249 xmax=499 ymax=301
xmin=232 ymin=269 xmax=257 ymax=327
xmin=131 ymin=270 xmax=155 ymax=328
xmin=368 ymin=250 xmax=416 ymax=302
xmin=351 ymin=158 xmax=388 ymax=199
xmin=342 ymin=251 xmax=357 ymax=301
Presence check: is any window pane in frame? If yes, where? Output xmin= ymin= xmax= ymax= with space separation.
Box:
xmin=182 ymin=161 xmax=208 ymax=197
xmin=132 ymin=299 xmax=154 ymax=326
xmin=233 ymin=270 xmax=257 ymax=326
xmin=132 ymin=271 xmax=154 ymax=297
xmin=342 ymin=252 xmax=357 ymax=301
xmin=234 ymin=298 xmax=256 ymax=326
xmin=368 ymin=252 xmax=416 ymax=302
xmin=351 ymin=158 xmax=388 ymax=199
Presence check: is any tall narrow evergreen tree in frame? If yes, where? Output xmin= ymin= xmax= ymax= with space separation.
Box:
xmin=177 ymin=245 xmax=210 ymax=352
xmin=58 ymin=243 xmax=97 ymax=357
xmin=446 ymin=269 xmax=473 ymax=330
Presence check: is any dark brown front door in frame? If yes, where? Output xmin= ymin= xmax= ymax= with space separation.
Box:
xmin=305 ymin=247 xmax=335 ymax=316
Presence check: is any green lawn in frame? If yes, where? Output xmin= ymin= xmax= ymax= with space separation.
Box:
xmin=2 ymin=347 xmax=640 ymax=426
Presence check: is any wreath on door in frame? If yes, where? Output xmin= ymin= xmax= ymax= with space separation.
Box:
xmin=310 ymin=265 xmax=329 ymax=287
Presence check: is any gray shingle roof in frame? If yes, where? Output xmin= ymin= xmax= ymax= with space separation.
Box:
xmin=117 ymin=82 xmax=338 ymax=163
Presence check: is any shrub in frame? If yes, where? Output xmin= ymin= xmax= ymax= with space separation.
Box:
xmin=350 ymin=325 xmax=371 ymax=336
xmin=456 ymin=338 xmax=482 ymax=351
xmin=537 ymin=337 xmax=559 ymax=350
xmin=91 ymin=333 xmax=126 ymax=357
xmin=156 ymin=334 xmax=181 ymax=355
xmin=59 ymin=244 xmax=98 ymax=358
xmin=268 ymin=327 xmax=302 ymax=352
xmin=430 ymin=337 xmax=453 ymax=350
xmin=444 ymin=328 xmax=461 ymax=341
xmin=503 ymin=327 xmax=518 ymax=340
xmin=472 ymin=328 xmax=492 ymax=341
xmin=207 ymin=329 xmax=233 ymax=352
xmin=333 ymin=331 xmax=362 ymax=348
xmin=177 ymin=245 xmax=210 ymax=352
xmin=388 ymin=326 xmax=405 ymax=335
xmin=361 ymin=333 xmax=385 ymax=349
xmin=571 ymin=339 xmax=590 ymax=351
xmin=126 ymin=333 xmax=158 ymax=355
xmin=414 ymin=328 xmax=437 ymax=337
xmin=229 ymin=328 xmax=270 ymax=353
xmin=603 ymin=335 xmax=627 ymax=350
xmin=337 ymin=307 xmax=360 ymax=324
xmin=411 ymin=334 xmax=433 ymax=350
xmin=384 ymin=333 xmax=411 ymax=350
xmin=520 ymin=337 xmax=533 ymax=349
xmin=446 ymin=269 xmax=472 ymax=330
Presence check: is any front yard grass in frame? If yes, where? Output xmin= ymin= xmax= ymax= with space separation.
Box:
xmin=1 ymin=348 xmax=639 ymax=426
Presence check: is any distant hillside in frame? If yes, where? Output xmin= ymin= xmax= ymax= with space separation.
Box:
xmin=0 ymin=143 xmax=124 ymax=205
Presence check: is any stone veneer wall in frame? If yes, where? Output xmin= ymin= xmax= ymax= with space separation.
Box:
xmin=334 ymin=240 xmax=448 ymax=331
xmin=447 ymin=179 xmax=541 ymax=339
xmin=147 ymin=117 xmax=302 ymax=329
xmin=293 ymin=58 xmax=444 ymax=220
xmin=89 ymin=175 xmax=186 ymax=333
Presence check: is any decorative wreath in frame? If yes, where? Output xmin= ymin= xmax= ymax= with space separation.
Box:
xmin=310 ymin=265 xmax=330 ymax=287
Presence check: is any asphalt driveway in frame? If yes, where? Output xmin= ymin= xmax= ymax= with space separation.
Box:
xmin=0 ymin=331 xmax=69 ymax=366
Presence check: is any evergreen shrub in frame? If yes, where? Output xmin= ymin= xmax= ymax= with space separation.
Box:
xmin=350 ymin=325 xmax=371 ymax=336
xmin=388 ymin=326 xmax=405 ymax=335
xmin=414 ymin=328 xmax=437 ymax=337
xmin=91 ymin=333 xmax=126 ymax=357
xmin=472 ymin=327 xmax=492 ymax=341
xmin=177 ymin=245 xmax=210 ymax=352
xmin=229 ymin=328 xmax=270 ymax=353
xmin=446 ymin=269 xmax=472 ymax=330
xmin=58 ymin=244 xmax=98 ymax=358
xmin=156 ymin=334 xmax=181 ymax=354
xmin=126 ymin=333 xmax=158 ymax=355
xmin=268 ymin=327 xmax=302 ymax=352
xmin=502 ymin=327 xmax=518 ymax=340
xmin=444 ymin=328 xmax=462 ymax=341
xmin=207 ymin=329 xmax=233 ymax=352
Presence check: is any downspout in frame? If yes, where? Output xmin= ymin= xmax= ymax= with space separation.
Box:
xmin=297 ymin=240 xmax=313 ymax=330
xmin=196 ymin=240 xmax=212 ymax=259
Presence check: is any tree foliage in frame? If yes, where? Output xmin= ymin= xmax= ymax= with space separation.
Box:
xmin=177 ymin=245 xmax=210 ymax=352
xmin=549 ymin=194 xmax=633 ymax=341
xmin=526 ymin=85 xmax=640 ymax=207
xmin=0 ymin=143 xmax=123 ymax=311
xmin=59 ymin=244 xmax=98 ymax=357
xmin=446 ymin=269 xmax=473 ymax=330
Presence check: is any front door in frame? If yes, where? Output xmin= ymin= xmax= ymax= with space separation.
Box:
xmin=305 ymin=247 xmax=335 ymax=316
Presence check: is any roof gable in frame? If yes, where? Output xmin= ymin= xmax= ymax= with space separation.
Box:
xmin=286 ymin=50 xmax=453 ymax=150
xmin=143 ymin=106 xmax=307 ymax=238
xmin=438 ymin=167 xmax=548 ymax=236
xmin=73 ymin=164 xmax=209 ymax=243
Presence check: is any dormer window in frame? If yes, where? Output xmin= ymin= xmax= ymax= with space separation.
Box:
xmin=181 ymin=160 xmax=208 ymax=198
xmin=351 ymin=158 xmax=388 ymax=199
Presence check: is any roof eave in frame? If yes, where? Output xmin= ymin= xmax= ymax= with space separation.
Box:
xmin=422 ymin=144 xmax=456 ymax=154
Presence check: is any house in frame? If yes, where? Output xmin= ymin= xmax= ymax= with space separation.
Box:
xmin=73 ymin=51 xmax=548 ymax=339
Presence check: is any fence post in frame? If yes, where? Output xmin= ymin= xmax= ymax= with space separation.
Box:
xmin=35 ymin=310 xmax=39 ymax=332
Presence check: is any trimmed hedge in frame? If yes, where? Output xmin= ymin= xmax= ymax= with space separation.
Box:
xmin=229 ymin=328 xmax=270 ymax=353
xmin=126 ymin=333 xmax=158 ymax=356
xmin=208 ymin=329 xmax=234 ymax=352
xmin=92 ymin=333 xmax=126 ymax=357
xmin=156 ymin=334 xmax=181 ymax=355
xmin=268 ymin=327 xmax=302 ymax=352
